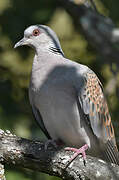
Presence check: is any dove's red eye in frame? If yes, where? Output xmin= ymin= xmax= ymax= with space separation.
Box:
xmin=33 ymin=29 xmax=40 ymax=36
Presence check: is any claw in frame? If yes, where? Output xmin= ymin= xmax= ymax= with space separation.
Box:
xmin=65 ymin=144 xmax=89 ymax=167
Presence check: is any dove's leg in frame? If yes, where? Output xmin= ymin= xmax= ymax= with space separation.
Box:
xmin=65 ymin=144 xmax=89 ymax=166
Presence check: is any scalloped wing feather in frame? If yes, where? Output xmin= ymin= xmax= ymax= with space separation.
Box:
xmin=78 ymin=71 xmax=119 ymax=164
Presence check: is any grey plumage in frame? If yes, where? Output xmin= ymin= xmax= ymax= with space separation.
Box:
xmin=14 ymin=25 xmax=119 ymax=165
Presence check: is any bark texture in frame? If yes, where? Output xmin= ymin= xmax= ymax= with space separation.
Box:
xmin=0 ymin=129 xmax=119 ymax=180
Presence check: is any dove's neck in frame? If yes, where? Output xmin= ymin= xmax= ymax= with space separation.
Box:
xmin=33 ymin=36 xmax=64 ymax=57
xmin=30 ymin=49 xmax=64 ymax=90
xmin=32 ymin=47 xmax=63 ymax=72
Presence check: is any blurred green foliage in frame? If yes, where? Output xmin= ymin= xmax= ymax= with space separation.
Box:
xmin=0 ymin=0 xmax=119 ymax=179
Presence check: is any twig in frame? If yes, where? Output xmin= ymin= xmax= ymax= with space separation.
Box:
xmin=89 ymin=0 xmax=98 ymax=12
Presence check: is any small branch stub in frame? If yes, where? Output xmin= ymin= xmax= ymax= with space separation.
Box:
xmin=0 ymin=163 xmax=6 ymax=180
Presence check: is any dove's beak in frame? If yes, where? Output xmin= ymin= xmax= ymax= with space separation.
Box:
xmin=14 ymin=38 xmax=27 ymax=48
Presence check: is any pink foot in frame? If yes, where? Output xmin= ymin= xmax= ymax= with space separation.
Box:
xmin=65 ymin=144 xmax=89 ymax=167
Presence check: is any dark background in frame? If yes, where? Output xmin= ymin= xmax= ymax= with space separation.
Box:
xmin=0 ymin=0 xmax=119 ymax=179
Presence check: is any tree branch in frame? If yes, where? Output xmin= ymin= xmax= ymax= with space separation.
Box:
xmin=60 ymin=0 xmax=119 ymax=64
xmin=0 ymin=129 xmax=119 ymax=180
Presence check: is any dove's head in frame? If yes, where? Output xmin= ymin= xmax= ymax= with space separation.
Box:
xmin=14 ymin=25 xmax=64 ymax=55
